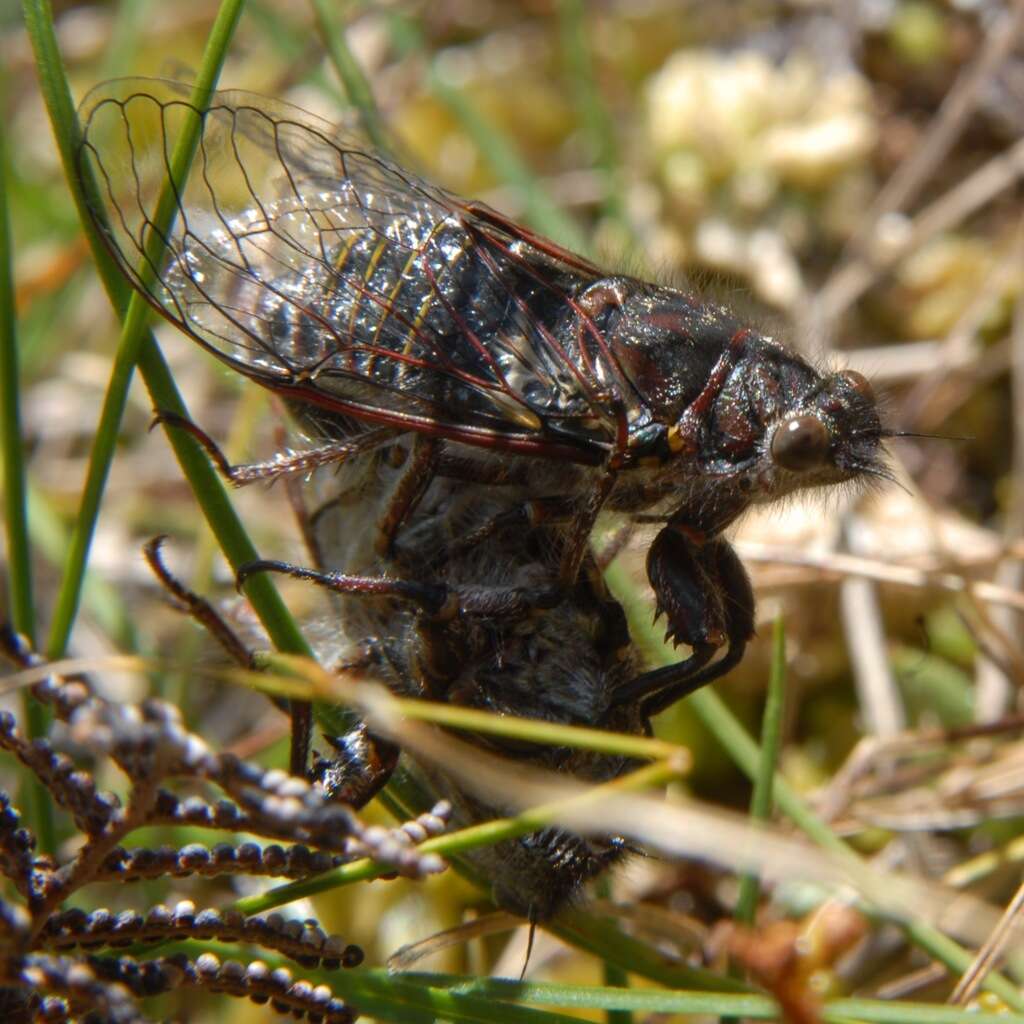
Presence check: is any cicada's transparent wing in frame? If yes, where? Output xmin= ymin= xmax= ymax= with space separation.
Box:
xmin=78 ymin=78 xmax=613 ymax=459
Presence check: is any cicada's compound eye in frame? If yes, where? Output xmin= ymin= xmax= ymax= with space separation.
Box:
xmin=836 ymin=369 xmax=875 ymax=405
xmin=770 ymin=415 xmax=831 ymax=472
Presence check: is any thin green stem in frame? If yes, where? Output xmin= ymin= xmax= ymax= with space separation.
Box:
xmin=234 ymin=760 xmax=679 ymax=914
xmin=390 ymin=974 xmax=773 ymax=1018
xmin=429 ymin=70 xmax=586 ymax=253
xmin=682 ymin=685 xmax=1024 ymax=1004
xmin=162 ymin=944 xmax=593 ymax=1024
xmin=161 ymin=385 xmax=265 ymax=709
xmin=27 ymin=484 xmax=137 ymax=650
xmin=363 ymin=972 xmax=1024 ymax=1024
xmin=310 ymin=0 xmax=391 ymax=153
xmin=374 ymin=769 xmax=747 ymax=993
xmin=0 ymin=79 xmax=54 ymax=852
xmin=236 ymin=756 xmax=742 ymax=992
xmin=134 ymin=344 xmax=313 ymax=660
xmin=594 ymin=878 xmax=632 ymax=1024
xmin=556 ymin=0 xmax=625 ymax=225
xmin=246 ymin=1 xmax=342 ymax=101
xmin=246 ymin=656 xmax=684 ymax=761
xmin=26 ymin=0 xmax=315 ymax=668
xmin=337 ymin=972 xmax=586 ymax=1024
xmin=386 ymin=15 xmax=586 ymax=251
xmin=0 ymin=117 xmax=34 ymax=643
xmin=99 ymin=0 xmax=154 ymax=78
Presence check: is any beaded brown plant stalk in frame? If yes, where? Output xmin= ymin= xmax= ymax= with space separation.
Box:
xmin=0 ymin=628 xmax=450 ymax=1022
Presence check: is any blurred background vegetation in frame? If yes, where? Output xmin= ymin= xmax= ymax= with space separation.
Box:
xmin=4 ymin=0 xmax=1024 ymax=1020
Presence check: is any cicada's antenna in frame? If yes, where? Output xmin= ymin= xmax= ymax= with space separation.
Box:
xmin=880 ymin=428 xmax=973 ymax=441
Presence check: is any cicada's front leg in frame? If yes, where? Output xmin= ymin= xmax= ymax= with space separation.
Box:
xmin=612 ymin=523 xmax=755 ymax=715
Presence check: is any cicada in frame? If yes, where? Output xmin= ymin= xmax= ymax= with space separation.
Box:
xmin=78 ymin=80 xmax=888 ymax=915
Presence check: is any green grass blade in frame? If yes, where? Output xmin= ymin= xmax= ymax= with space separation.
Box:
xmin=99 ymin=0 xmax=154 ymax=79
xmin=374 ymin=773 xmax=745 ymax=991
xmin=159 ymin=944 xmax=591 ymax=1023
xmin=353 ymin=974 xmax=587 ymax=1024
xmin=594 ymin=877 xmax=631 ymax=1024
xmin=386 ymin=14 xmax=587 ymax=252
xmin=358 ymin=973 xmax=1024 ymax=1024
xmin=26 ymin=485 xmax=137 ymax=650
xmin=0 ymin=80 xmax=54 ymax=852
xmin=234 ymin=760 xmax=680 ymax=913
xmin=234 ymin=756 xmax=743 ymax=993
xmin=821 ymin=999 xmax=1024 ymax=1024
xmin=133 ymin=346 xmax=313 ymax=659
xmin=395 ymin=975 xmax=773 ymax=1017
xmin=556 ymin=0 xmax=625 ymax=226
xmin=690 ymin=676 xmax=1024 ymax=1008
xmin=246 ymin=1 xmax=343 ymax=101
xmin=734 ymin=614 xmax=787 ymax=926
xmin=310 ymin=0 xmax=391 ymax=153
xmin=551 ymin=908 xmax=747 ymax=993
xmin=429 ymin=72 xmax=587 ymax=253
xmin=0 ymin=101 xmax=34 ymax=643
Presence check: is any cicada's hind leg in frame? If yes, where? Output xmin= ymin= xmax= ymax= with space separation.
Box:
xmin=155 ymin=410 xmax=396 ymax=487
xmin=144 ymin=537 xmax=401 ymax=802
xmin=611 ymin=526 xmax=755 ymax=715
xmin=144 ymin=536 xmax=258 ymax=671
